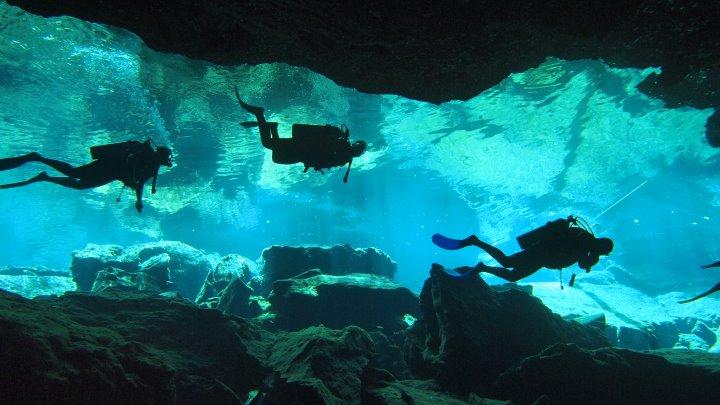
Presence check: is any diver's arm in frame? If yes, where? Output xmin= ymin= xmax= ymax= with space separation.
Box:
xmin=134 ymin=185 xmax=144 ymax=212
xmin=578 ymin=254 xmax=599 ymax=272
xmin=151 ymin=166 xmax=159 ymax=194
xmin=343 ymin=158 xmax=353 ymax=183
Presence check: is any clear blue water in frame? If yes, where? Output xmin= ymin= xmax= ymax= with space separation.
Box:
xmin=0 ymin=2 xmax=718 ymax=295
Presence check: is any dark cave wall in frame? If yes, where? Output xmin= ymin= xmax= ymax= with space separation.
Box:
xmin=6 ymin=0 xmax=719 ymax=138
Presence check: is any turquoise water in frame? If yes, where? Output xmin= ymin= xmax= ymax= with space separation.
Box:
xmin=0 ymin=2 xmax=717 ymax=295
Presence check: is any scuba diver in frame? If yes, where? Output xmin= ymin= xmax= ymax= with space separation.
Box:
xmin=678 ymin=261 xmax=720 ymax=303
xmin=234 ymin=86 xmax=366 ymax=183
xmin=433 ymin=215 xmax=614 ymax=282
xmin=0 ymin=139 xmax=172 ymax=213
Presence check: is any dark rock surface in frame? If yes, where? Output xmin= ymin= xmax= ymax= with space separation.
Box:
xmin=0 ymin=289 xmax=269 ymax=403
xmin=268 ymin=272 xmax=419 ymax=333
xmin=0 ymin=288 xmax=474 ymax=403
xmin=265 ymin=325 xmax=373 ymax=403
xmin=71 ymin=241 xmax=217 ymax=300
xmin=216 ymin=277 xmax=256 ymax=318
xmin=406 ymin=264 xmax=609 ymax=395
xmin=494 ymin=343 xmax=720 ymax=404
xmin=258 ymin=244 xmax=397 ymax=296
xmin=6 ymin=0 xmax=719 ymax=131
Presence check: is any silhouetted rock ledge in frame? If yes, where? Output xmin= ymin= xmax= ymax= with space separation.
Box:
xmin=6 ymin=0 xmax=719 ymax=136
xmin=405 ymin=264 xmax=609 ymax=395
xmin=0 ymin=288 xmax=473 ymax=403
xmin=0 ymin=289 xmax=269 ymax=403
xmin=493 ymin=343 xmax=720 ymax=404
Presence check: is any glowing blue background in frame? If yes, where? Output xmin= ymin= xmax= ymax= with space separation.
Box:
xmin=0 ymin=2 xmax=718 ymax=295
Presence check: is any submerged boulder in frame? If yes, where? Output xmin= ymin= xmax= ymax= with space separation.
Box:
xmin=196 ymin=254 xmax=256 ymax=304
xmin=91 ymin=255 xmax=170 ymax=293
xmin=406 ymin=264 xmax=608 ymax=395
xmin=70 ymin=241 xmax=217 ymax=300
xmin=258 ymin=244 xmax=397 ymax=296
xmin=0 ymin=266 xmax=76 ymax=298
xmin=493 ymin=343 xmax=720 ymax=404
xmin=0 ymin=289 xmax=269 ymax=403
xmin=265 ymin=325 xmax=374 ymax=403
xmin=267 ymin=273 xmax=419 ymax=333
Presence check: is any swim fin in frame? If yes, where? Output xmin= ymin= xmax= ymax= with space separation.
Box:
xmin=0 ymin=172 xmax=48 ymax=189
xmin=432 ymin=233 xmax=474 ymax=250
xmin=678 ymin=280 xmax=720 ymax=304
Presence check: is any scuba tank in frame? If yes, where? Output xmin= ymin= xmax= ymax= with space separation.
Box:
xmin=515 ymin=215 xmax=594 ymax=250
xmin=90 ymin=140 xmax=143 ymax=160
xmin=291 ymin=124 xmax=348 ymax=142
xmin=516 ymin=217 xmax=574 ymax=250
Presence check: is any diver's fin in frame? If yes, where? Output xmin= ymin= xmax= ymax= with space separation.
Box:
xmin=700 ymin=260 xmax=720 ymax=269
xmin=432 ymin=233 xmax=476 ymax=250
xmin=0 ymin=171 xmax=48 ymax=189
xmin=240 ymin=121 xmax=260 ymax=128
xmin=678 ymin=281 xmax=720 ymax=304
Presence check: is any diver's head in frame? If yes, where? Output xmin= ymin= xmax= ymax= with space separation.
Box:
xmin=156 ymin=146 xmax=173 ymax=167
xmin=351 ymin=140 xmax=367 ymax=158
xmin=593 ymin=237 xmax=614 ymax=256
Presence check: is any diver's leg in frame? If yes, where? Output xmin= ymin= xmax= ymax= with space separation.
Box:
xmin=30 ymin=155 xmax=80 ymax=177
xmin=0 ymin=171 xmax=50 ymax=189
xmin=0 ymin=152 xmax=41 ymax=171
xmin=259 ymin=122 xmax=280 ymax=149
xmin=463 ymin=236 xmax=517 ymax=268
xmin=475 ymin=263 xmax=539 ymax=282
xmin=41 ymin=175 xmax=99 ymax=190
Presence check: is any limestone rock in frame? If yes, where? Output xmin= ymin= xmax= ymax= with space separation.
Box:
xmin=196 ymin=253 xmax=256 ymax=304
xmin=70 ymin=241 xmax=217 ymax=300
xmin=406 ymin=264 xmax=608 ymax=394
xmin=0 ymin=289 xmax=269 ymax=403
xmin=494 ymin=343 xmax=720 ymax=404
xmin=0 ymin=266 xmax=76 ymax=298
xmin=216 ymin=277 xmax=255 ymax=318
xmin=267 ymin=273 xmax=418 ymax=333
xmin=265 ymin=325 xmax=373 ymax=404
xmin=258 ymin=244 xmax=397 ymax=296
xmin=8 ymin=0 xmax=719 ymax=120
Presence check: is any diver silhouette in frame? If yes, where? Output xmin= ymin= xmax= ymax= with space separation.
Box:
xmin=678 ymin=261 xmax=720 ymax=303
xmin=234 ymin=86 xmax=366 ymax=183
xmin=0 ymin=139 xmax=172 ymax=213
xmin=433 ymin=216 xmax=614 ymax=282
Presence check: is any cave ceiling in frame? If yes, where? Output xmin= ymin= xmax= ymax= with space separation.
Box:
xmin=6 ymin=0 xmax=720 ymax=141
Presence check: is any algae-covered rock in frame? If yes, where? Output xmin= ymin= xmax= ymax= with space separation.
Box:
xmin=493 ymin=343 xmax=720 ymax=404
xmin=0 ymin=289 xmax=269 ymax=403
xmin=268 ymin=273 xmax=419 ymax=332
xmin=71 ymin=241 xmax=217 ymax=299
xmin=216 ymin=277 xmax=255 ymax=318
xmin=265 ymin=325 xmax=374 ymax=404
xmin=258 ymin=244 xmax=397 ymax=296
xmin=406 ymin=264 xmax=608 ymax=394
